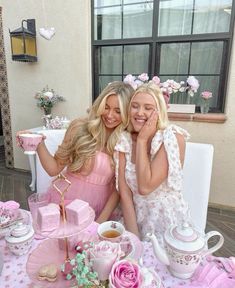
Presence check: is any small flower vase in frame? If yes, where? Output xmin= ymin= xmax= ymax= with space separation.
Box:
xmin=186 ymin=94 xmax=192 ymax=104
xmin=200 ymin=100 xmax=210 ymax=114
xmin=43 ymin=107 xmax=52 ymax=115
xmin=42 ymin=108 xmax=52 ymax=128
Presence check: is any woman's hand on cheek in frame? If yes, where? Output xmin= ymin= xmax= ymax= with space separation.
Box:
xmin=138 ymin=110 xmax=158 ymax=142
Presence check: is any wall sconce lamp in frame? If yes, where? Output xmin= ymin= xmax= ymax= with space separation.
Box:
xmin=9 ymin=19 xmax=37 ymax=62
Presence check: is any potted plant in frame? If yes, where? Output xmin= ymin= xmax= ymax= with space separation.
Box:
xmin=200 ymin=91 xmax=213 ymax=114
xmin=35 ymin=86 xmax=65 ymax=116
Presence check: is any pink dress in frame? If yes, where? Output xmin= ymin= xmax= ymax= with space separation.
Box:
xmin=114 ymin=125 xmax=191 ymax=245
xmin=47 ymin=151 xmax=115 ymax=220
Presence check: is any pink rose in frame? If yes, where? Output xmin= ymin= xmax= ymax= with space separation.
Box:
xmin=201 ymin=91 xmax=212 ymax=100
xmin=109 ymin=259 xmax=142 ymax=288
xmin=138 ymin=73 xmax=149 ymax=82
xmin=124 ymin=74 xmax=136 ymax=83
xmin=123 ymin=74 xmax=137 ymax=89
xmin=151 ymin=76 xmax=160 ymax=85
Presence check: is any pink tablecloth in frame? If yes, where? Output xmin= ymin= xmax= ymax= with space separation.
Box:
xmin=0 ymin=232 xmax=189 ymax=288
xmin=1 ymin=222 xmax=233 ymax=288
xmin=0 ymin=238 xmax=41 ymax=288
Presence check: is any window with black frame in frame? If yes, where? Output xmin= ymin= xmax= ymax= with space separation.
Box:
xmin=92 ymin=0 xmax=235 ymax=113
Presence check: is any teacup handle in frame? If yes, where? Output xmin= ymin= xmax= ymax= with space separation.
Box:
xmin=203 ymin=231 xmax=224 ymax=257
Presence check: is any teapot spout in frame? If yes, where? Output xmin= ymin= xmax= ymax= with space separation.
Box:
xmin=146 ymin=232 xmax=170 ymax=266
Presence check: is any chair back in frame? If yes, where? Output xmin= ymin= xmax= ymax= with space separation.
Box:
xmin=36 ymin=129 xmax=66 ymax=193
xmin=182 ymin=142 xmax=214 ymax=234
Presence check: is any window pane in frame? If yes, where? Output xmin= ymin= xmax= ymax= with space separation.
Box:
xmin=158 ymin=0 xmax=193 ymax=36
xmin=99 ymin=76 xmax=122 ymax=92
xmin=94 ymin=6 xmax=121 ymax=40
xmin=123 ymin=2 xmax=153 ymax=38
xmin=94 ymin=0 xmax=121 ymax=8
xmin=160 ymin=43 xmax=190 ymax=75
xmin=190 ymin=42 xmax=223 ymax=74
xmin=99 ymin=46 xmax=122 ymax=74
xmin=123 ymin=45 xmax=149 ymax=74
xmin=124 ymin=0 xmax=151 ymax=3
xmin=193 ymin=0 xmax=232 ymax=34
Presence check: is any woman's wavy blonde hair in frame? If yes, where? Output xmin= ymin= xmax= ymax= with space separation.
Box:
xmin=55 ymin=81 xmax=134 ymax=172
xmin=128 ymin=81 xmax=169 ymax=131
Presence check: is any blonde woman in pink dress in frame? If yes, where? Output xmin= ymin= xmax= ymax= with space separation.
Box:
xmin=24 ymin=82 xmax=133 ymax=223
xmin=114 ymin=81 xmax=191 ymax=246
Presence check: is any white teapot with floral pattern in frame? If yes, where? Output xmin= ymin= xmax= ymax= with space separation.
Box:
xmin=146 ymin=223 xmax=224 ymax=279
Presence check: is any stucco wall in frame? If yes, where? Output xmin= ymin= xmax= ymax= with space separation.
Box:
xmin=0 ymin=1 xmax=234 ymax=208
xmin=0 ymin=0 xmax=92 ymax=171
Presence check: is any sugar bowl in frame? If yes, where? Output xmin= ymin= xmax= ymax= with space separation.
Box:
xmin=5 ymin=222 xmax=34 ymax=256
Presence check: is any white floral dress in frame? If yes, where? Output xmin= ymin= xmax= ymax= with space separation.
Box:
xmin=114 ymin=125 xmax=191 ymax=247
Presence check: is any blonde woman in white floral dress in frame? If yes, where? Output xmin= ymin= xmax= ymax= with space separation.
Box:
xmin=114 ymin=81 xmax=191 ymax=247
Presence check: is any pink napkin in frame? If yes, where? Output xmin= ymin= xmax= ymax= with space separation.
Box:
xmin=173 ymin=256 xmax=235 ymax=288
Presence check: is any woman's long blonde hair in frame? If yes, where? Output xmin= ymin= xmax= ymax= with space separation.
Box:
xmin=128 ymin=81 xmax=169 ymax=131
xmin=55 ymin=81 xmax=134 ymax=172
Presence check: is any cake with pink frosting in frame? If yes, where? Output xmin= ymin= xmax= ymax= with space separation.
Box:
xmin=65 ymin=199 xmax=89 ymax=225
xmin=37 ymin=203 xmax=60 ymax=232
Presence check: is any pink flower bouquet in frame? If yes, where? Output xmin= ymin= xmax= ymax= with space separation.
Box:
xmin=109 ymin=259 xmax=142 ymax=288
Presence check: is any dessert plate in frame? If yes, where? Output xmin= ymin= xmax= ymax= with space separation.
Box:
xmin=27 ymin=238 xmax=77 ymax=287
xmin=33 ymin=207 xmax=95 ymax=239
xmin=27 ymin=232 xmax=99 ymax=287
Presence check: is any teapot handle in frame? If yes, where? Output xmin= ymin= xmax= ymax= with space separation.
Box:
xmin=203 ymin=231 xmax=224 ymax=257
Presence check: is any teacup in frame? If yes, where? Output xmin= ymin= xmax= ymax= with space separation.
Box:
xmin=97 ymin=221 xmax=125 ymax=243
xmin=18 ymin=133 xmax=43 ymax=155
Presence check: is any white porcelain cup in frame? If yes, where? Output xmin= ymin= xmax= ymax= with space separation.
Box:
xmin=97 ymin=221 xmax=125 ymax=243
xmin=18 ymin=133 xmax=43 ymax=155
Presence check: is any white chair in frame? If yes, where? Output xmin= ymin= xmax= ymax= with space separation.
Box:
xmin=36 ymin=129 xmax=66 ymax=193
xmin=182 ymin=142 xmax=214 ymax=234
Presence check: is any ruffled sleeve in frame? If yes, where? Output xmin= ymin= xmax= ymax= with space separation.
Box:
xmin=113 ymin=131 xmax=132 ymax=191
xmin=151 ymin=125 xmax=190 ymax=191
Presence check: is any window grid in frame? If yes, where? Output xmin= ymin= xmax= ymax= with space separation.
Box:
xmin=92 ymin=0 xmax=235 ymax=113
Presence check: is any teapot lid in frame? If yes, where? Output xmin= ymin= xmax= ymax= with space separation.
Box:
xmin=165 ymin=223 xmax=205 ymax=252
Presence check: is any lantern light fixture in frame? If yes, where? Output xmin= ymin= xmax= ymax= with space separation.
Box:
xmin=9 ymin=19 xmax=37 ymax=62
